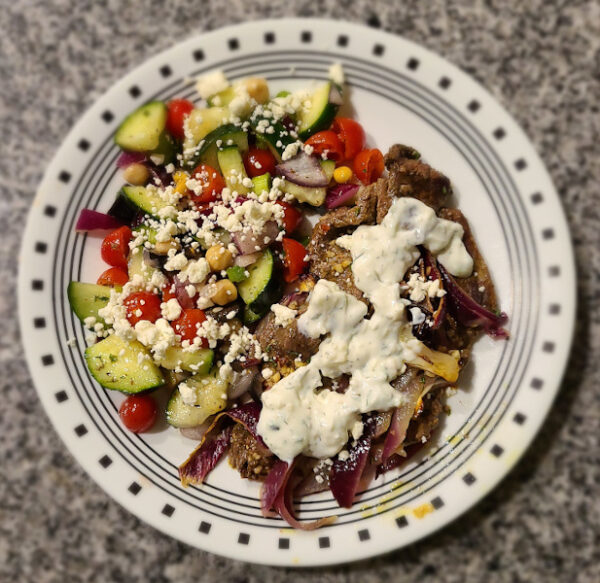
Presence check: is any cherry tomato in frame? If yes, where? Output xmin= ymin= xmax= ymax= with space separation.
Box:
xmin=161 ymin=278 xmax=178 ymax=303
xmin=101 ymin=226 xmax=132 ymax=270
xmin=304 ymin=130 xmax=344 ymax=162
xmin=173 ymin=309 xmax=208 ymax=346
xmin=243 ymin=148 xmax=277 ymax=178
xmin=282 ymin=238 xmax=307 ymax=283
xmin=275 ymin=201 xmax=302 ymax=234
xmin=332 ymin=117 xmax=365 ymax=160
xmin=353 ymin=149 xmax=385 ymax=185
xmin=96 ymin=267 xmax=128 ymax=287
xmin=166 ymin=99 xmax=195 ymax=141
xmin=123 ymin=291 xmax=162 ymax=326
xmin=189 ymin=164 xmax=226 ymax=204
xmin=119 ymin=394 xmax=157 ymax=433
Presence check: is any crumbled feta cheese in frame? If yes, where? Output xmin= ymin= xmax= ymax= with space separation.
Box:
xmin=338 ymin=450 xmax=350 ymax=462
xmin=281 ymin=141 xmax=302 ymax=161
xmin=179 ymin=382 xmax=197 ymax=406
xmin=161 ymin=298 xmax=182 ymax=321
xmin=328 ymin=62 xmax=345 ymax=85
xmin=261 ymin=367 xmax=274 ymax=379
xmin=179 ymin=257 xmax=210 ymax=284
xmin=404 ymin=273 xmax=447 ymax=302
xmin=351 ymin=420 xmax=364 ymax=441
xmin=409 ymin=307 xmax=426 ymax=325
xmin=195 ymin=70 xmax=229 ymax=99
xmin=271 ymin=303 xmax=297 ymax=327
xmin=164 ymin=252 xmax=189 ymax=272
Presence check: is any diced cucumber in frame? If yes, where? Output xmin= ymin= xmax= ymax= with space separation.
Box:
xmin=158 ymin=346 xmax=214 ymax=374
xmin=242 ymin=305 xmax=262 ymax=325
xmin=193 ymin=227 xmax=231 ymax=251
xmin=166 ymin=369 xmax=228 ymax=428
xmin=133 ymin=225 xmax=157 ymax=245
xmin=120 ymin=185 xmax=174 ymax=219
xmin=226 ymin=265 xmax=248 ymax=283
xmin=217 ymin=146 xmax=250 ymax=194
xmin=237 ymin=248 xmax=283 ymax=316
xmin=275 ymin=90 xmax=291 ymax=98
xmin=114 ymin=101 xmax=167 ymax=152
xmin=297 ymin=82 xmax=339 ymax=140
xmin=252 ymin=172 xmax=271 ymax=195
xmin=250 ymin=117 xmax=296 ymax=160
xmin=207 ymin=86 xmax=236 ymax=107
xmin=280 ymin=160 xmax=335 ymax=206
xmin=185 ymin=124 xmax=249 ymax=170
xmin=127 ymin=248 xmax=161 ymax=285
xmin=85 ymin=335 xmax=164 ymax=393
xmin=183 ymin=107 xmax=231 ymax=152
xmin=67 ymin=282 xmax=112 ymax=324
xmin=150 ymin=131 xmax=177 ymax=165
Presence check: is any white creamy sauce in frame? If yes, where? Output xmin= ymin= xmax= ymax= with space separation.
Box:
xmin=257 ymin=197 xmax=473 ymax=462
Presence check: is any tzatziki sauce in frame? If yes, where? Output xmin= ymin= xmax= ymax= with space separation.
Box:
xmin=257 ymin=197 xmax=473 ymax=462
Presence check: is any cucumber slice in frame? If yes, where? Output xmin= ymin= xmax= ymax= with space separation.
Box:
xmin=120 ymin=185 xmax=174 ymax=219
xmin=127 ymin=248 xmax=161 ymax=285
xmin=158 ymin=346 xmax=214 ymax=374
xmin=150 ymin=132 xmax=177 ymax=165
xmin=217 ymin=146 xmax=250 ymax=194
xmin=67 ymin=282 xmax=112 ymax=324
xmin=280 ymin=160 xmax=335 ymax=206
xmin=207 ymin=86 xmax=236 ymax=107
xmin=250 ymin=118 xmax=295 ymax=160
xmin=183 ymin=107 xmax=231 ymax=152
xmin=297 ymin=82 xmax=339 ymax=140
xmin=114 ymin=101 xmax=167 ymax=152
xmin=186 ymin=124 xmax=249 ymax=170
xmin=251 ymin=172 xmax=271 ymax=195
xmin=237 ymin=248 xmax=283 ymax=315
xmin=85 ymin=335 xmax=164 ymax=393
xmin=166 ymin=369 xmax=228 ymax=428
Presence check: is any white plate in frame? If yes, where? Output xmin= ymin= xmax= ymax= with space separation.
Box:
xmin=18 ymin=18 xmax=575 ymax=566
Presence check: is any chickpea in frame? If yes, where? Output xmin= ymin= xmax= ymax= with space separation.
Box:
xmin=205 ymin=245 xmax=233 ymax=271
xmin=211 ymin=279 xmax=238 ymax=306
xmin=122 ymin=162 xmax=149 ymax=185
xmin=244 ymin=78 xmax=269 ymax=104
xmin=153 ymin=239 xmax=180 ymax=255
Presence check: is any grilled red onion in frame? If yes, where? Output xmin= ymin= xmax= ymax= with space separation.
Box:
xmin=275 ymin=152 xmax=329 ymax=187
xmin=228 ymin=367 xmax=258 ymax=400
xmin=325 ymin=184 xmax=360 ymax=209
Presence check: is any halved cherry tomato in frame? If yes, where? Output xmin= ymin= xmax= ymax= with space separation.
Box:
xmin=96 ymin=267 xmax=128 ymax=287
xmin=123 ymin=291 xmax=162 ymax=326
xmin=119 ymin=395 xmax=157 ymax=433
xmin=101 ymin=226 xmax=132 ymax=270
xmin=243 ymin=147 xmax=277 ymax=178
xmin=166 ymin=99 xmax=195 ymax=141
xmin=189 ymin=163 xmax=226 ymax=204
xmin=304 ymin=130 xmax=344 ymax=162
xmin=332 ymin=117 xmax=365 ymax=160
xmin=282 ymin=238 xmax=307 ymax=283
xmin=275 ymin=201 xmax=302 ymax=234
xmin=173 ymin=309 xmax=208 ymax=346
xmin=353 ymin=149 xmax=385 ymax=185
xmin=161 ymin=279 xmax=178 ymax=303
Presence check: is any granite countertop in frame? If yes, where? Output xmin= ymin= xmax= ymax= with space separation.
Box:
xmin=1 ymin=1 xmax=598 ymax=581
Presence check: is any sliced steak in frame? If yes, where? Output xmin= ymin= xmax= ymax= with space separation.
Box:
xmin=228 ymin=424 xmax=275 ymax=480
xmin=307 ymin=181 xmax=381 ymax=301
xmin=254 ymin=294 xmax=320 ymax=367
xmin=405 ymin=386 xmax=445 ymax=444
xmin=378 ymin=144 xmax=451 ymax=221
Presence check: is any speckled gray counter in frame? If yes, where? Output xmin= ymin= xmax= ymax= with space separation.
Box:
xmin=1 ymin=1 xmax=599 ymax=581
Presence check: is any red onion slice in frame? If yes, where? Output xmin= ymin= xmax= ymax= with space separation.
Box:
xmin=75 ymin=209 xmax=124 ymax=232
xmin=116 ymin=151 xmax=146 ymax=168
xmin=232 ymin=221 xmax=280 ymax=255
xmin=325 ymin=184 xmax=360 ymax=209
xmin=275 ymin=152 xmax=328 ymax=187
xmin=179 ymin=425 xmax=232 ymax=486
xmin=328 ymin=83 xmax=343 ymax=105
xmin=234 ymin=251 xmax=261 ymax=267
xmin=438 ymin=262 xmax=509 ymax=338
